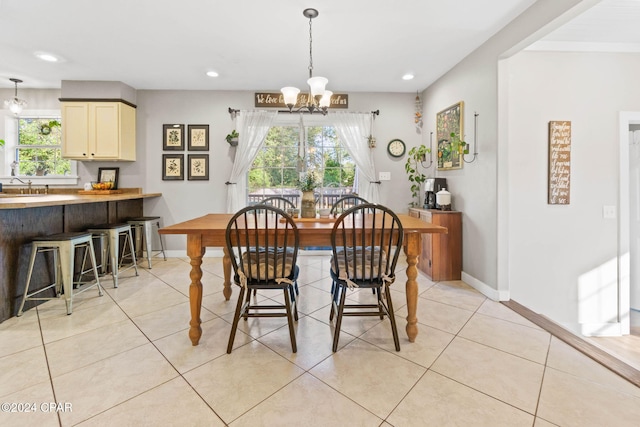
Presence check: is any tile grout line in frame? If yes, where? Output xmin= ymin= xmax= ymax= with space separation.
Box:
xmin=34 ymin=306 xmax=63 ymax=427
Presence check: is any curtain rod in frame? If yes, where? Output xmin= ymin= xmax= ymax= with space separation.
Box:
xmin=228 ymin=107 xmax=379 ymax=118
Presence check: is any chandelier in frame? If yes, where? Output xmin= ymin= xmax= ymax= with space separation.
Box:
xmin=281 ymin=8 xmax=332 ymax=115
xmin=4 ymin=78 xmax=27 ymax=116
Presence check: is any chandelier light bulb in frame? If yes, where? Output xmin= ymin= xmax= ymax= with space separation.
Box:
xmin=281 ymin=8 xmax=330 ymax=115
xmin=4 ymin=78 xmax=27 ymax=116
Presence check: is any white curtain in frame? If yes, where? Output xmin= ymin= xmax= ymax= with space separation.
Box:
xmin=226 ymin=110 xmax=278 ymax=213
xmin=332 ymin=111 xmax=379 ymax=203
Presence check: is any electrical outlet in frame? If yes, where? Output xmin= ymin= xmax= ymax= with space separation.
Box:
xmin=603 ymin=205 xmax=616 ymax=219
xmin=379 ymin=172 xmax=391 ymax=181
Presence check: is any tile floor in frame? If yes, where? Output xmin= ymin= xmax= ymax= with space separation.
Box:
xmin=1 ymin=254 xmax=640 ymax=426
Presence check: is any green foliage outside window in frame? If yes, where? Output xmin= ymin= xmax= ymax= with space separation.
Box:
xmin=248 ymin=125 xmax=355 ymax=199
xmin=16 ymin=118 xmax=71 ymax=176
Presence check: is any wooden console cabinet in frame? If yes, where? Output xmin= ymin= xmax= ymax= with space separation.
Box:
xmin=409 ymin=208 xmax=462 ymax=281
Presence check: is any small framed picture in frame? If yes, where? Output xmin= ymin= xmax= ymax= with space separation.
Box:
xmin=162 ymin=154 xmax=184 ymax=180
xmin=163 ymin=124 xmax=185 ymax=150
xmin=98 ymin=167 xmax=119 ymax=189
xmin=188 ymin=124 xmax=209 ymax=151
xmin=188 ymin=154 xmax=209 ymax=180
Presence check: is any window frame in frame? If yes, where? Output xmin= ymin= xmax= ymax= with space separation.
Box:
xmin=2 ymin=110 xmax=78 ymax=185
xmin=247 ymin=115 xmax=357 ymax=206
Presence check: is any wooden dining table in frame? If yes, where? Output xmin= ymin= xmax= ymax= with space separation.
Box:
xmin=159 ymin=213 xmax=447 ymax=346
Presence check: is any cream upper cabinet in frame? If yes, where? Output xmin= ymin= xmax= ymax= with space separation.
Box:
xmin=61 ymin=101 xmax=136 ymax=161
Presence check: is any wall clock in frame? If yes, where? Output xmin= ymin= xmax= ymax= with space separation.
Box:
xmin=387 ymin=139 xmax=406 ymax=158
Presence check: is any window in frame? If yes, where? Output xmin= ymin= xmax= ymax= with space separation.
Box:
xmin=15 ymin=117 xmax=71 ymax=176
xmin=2 ymin=111 xmax=77 ymax=185
xmin=248 ymin=125 xmax=355 ymax=207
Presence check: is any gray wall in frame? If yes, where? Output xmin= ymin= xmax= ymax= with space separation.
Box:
xmin=134 ymin=90 xmax=421 ymax=251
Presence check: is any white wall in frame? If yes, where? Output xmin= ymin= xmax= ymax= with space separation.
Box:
xmin=505 ymin=51 xmax=640 ymax=332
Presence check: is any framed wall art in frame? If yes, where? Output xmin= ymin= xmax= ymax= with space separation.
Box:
xmin=188 ymin=124 xmax=209 ymax=151
xmin=162 ymin=154 xmax=184 ymax=180
xmin=163 ymin=124 xmax=185 ymax=150
xmin=98 ymin=167 xmax=119 ymax=189
xmin=188 ymin=154 xmax=209 ymax=180
xmin=436 ymin=101 xmax=464 ymax=170
xmin=548 ymin=120 xmax=571 ymax=205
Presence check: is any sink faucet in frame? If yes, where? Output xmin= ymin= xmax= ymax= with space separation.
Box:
xmin=9 ymin=177 xmax=33 ymax=194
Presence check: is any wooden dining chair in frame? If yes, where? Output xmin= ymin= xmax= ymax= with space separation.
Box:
xmin=226 ymin=205 xmax=299 ymax=353
xmin=330 ymin=195 xmax=368 ymax=216
xmin=260 ymin=196 xmax=296 ymax=211
xmin=329 ymin=203 xmax=404 ymax=352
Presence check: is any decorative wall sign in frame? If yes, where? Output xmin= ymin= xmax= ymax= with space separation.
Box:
xmin=188 ymin=154 xmax=209 ymax=180
xmin=163 ymin=124 xmax=185 ymax=150
xmin=436 ymin=101 xmax=464 ymax=170
xmin=188 ymin=124 xmax=209 ymax=151
xmin=548 ymin=120 xmax=571 ymax=204
xmin=162 ymin=154 xmax=184 ymax=180
xmin=254 ymin=92 xmax=348 ymax=109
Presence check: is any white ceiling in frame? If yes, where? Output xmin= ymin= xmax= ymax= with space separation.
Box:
xmin=0 ymin=0 xmax=638 ymax=92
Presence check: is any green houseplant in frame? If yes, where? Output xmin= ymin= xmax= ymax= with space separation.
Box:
xmin=226 ymin=130 xmax=239 ymax=146
xmin=404 ymin=145 xmax=431 ymax=207
xmin=297 ymin=170 xmax=320 ymax=218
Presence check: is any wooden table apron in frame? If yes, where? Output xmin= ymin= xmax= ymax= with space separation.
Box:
xmin=159 ymin=213 xmax=447 ymax=346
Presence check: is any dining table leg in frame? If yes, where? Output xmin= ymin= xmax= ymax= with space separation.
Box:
xmin=403 ymin=232 xmax=421 ymax=342
xmin=187 ymin=234 xmax=205 ymax=346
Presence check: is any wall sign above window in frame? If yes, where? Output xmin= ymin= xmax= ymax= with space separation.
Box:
xmin=254 ymin=92 xmax=348 ymax=109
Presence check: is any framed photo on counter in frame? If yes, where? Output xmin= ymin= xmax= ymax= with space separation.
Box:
xmin=98 ymin=167 xmax=119 ymax=189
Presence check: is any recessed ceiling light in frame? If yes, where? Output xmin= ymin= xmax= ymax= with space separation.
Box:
xmin=35 ymin=51 xmax=61 ymax=62
xmin=206 ymin=71 xmax=219 ymax=77
xmin=402 ymin=73 xmax=414 ymax=81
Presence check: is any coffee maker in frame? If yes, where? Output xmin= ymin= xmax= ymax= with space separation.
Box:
xmin=424 ymin=178 xmax=447 ymax=209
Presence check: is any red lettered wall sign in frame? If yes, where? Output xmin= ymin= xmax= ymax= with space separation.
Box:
xmin=548 ymin=120 xmax=571 ymax=204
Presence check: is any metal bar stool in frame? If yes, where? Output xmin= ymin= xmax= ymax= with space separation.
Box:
xmin=127 ymin=216 xmax=166 ymax=269
xmin=17 ymin=232 xmax=103 ymax=316
xmin=87 ymin=224 xmax=139 ymax=288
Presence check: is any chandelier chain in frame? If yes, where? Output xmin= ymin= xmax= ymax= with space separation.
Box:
xmin=308 ymin=15 xmax=313 ymax=79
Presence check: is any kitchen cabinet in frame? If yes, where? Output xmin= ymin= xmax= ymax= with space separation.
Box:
xmin=61 ymin=101 xmax=136 ymax=161
xmin=409 ymin=208 xmax=462 ymax=281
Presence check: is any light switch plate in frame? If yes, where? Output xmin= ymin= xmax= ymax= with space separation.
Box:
xmin=379 ymin=172 xmax=391 ymax=181
xmin=603 ymin=205 xmax=616 ymax=219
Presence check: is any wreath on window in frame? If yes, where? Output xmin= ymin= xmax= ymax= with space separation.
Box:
xmin=40 ymin=120 xmax=61 ymax=136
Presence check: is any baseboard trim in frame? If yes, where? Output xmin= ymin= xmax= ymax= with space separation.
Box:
xmin=461 ymin=272 xmax=509 ymax=301
xmin=502 ymin=300 xmax=640 ymax=388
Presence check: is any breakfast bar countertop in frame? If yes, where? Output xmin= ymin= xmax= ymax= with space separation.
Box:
xmin=0 ymin=188 xmax=162 ymax=209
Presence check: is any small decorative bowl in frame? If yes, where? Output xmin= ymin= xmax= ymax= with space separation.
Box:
xmin=91 ymin=181 xmax=114 ymax=190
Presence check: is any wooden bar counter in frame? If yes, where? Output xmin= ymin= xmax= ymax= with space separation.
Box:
xmin=0 ymin=188 xmax=161 ymax=322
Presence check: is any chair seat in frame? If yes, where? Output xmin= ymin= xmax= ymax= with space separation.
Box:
xmin=88 ymin=223 xmax=130 ymax=230
xmin=241 ymin=247 xmax=295 ymax=281
xmin=128 ymin=216 xmax=161 ymax=222
xmin=331 ymin=246 xmax=387 ymax=280
xmin=33 ymin=232 xmax=93 ymax=242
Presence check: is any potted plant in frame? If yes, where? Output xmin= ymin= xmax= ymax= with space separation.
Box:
xmin=226 ymin=130 xmax=239 ymax=146
xmin=297 ymin=170 xmax=320 ymax=218
xmin=404 ymin=145 xmax=431 ymax=207
xmin=449 ymin=132 xmax=468 ymax=155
